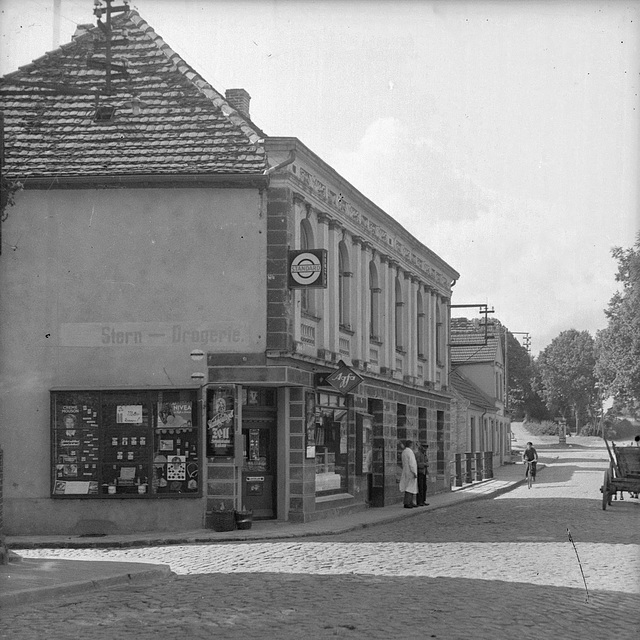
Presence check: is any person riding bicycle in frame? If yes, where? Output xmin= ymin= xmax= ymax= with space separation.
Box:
xmin=522 ymin=442 xmax=538 ymax=481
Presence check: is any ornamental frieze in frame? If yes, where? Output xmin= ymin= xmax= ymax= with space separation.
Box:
xmin=292 ymin=163 xmax=450 ymax=291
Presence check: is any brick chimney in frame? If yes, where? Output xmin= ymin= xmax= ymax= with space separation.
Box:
xmin=225 ymin=88 xmax=251 ymax=119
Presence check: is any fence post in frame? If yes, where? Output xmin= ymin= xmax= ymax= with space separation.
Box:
xmin=454 ymin=454 xmax=463 ymax=487
xmin=475 ymin=452 xmax=483 ymax=481
xmin=483 ymin=451 xmax=494 ymax=479
xmin=464 ymin=452 xmax=473 ymax=483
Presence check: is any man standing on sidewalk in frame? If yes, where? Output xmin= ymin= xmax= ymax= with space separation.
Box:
xmin=415 ymin=443 xmax=429 ymax=506
xmin=399 ymin=440 xmax=418 ymax=508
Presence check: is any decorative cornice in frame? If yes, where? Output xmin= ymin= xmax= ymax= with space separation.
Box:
xmin=292 ymin=192 xmax=308 ymax=206
xmin=289 ymin=162 xmax=455 ymax=290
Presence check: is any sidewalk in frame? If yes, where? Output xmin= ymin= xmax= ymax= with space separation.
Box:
xmin=1 ymin=460 xmax=531 ymax=608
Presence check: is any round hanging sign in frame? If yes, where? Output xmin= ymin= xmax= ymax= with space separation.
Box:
xmin=290 ymin=251 xmax=322 ymax=285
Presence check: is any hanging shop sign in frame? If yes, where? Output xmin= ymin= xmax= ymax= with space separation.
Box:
xmin=288 ymin=249 xmax=328 ymax=289
xmin=325 ymin=360 xmax=364 ymax=395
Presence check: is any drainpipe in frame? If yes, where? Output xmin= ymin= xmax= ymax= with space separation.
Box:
xmin=264 ymin=150 xmax=296 ymax=175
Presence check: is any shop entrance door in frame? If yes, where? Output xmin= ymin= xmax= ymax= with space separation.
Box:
xmin=241 ymin=416 xmax=276 ymax=519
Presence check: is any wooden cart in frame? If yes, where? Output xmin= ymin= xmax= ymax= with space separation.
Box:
xmin=600 ymin=439 xmax=640 ymax=510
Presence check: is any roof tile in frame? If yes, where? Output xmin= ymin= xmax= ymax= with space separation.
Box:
xmin=1 ymin=9 xmax=267 ymax=180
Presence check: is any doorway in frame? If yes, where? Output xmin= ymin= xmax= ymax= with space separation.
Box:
xmin=241 ymin=389 xmax=277 ymax=519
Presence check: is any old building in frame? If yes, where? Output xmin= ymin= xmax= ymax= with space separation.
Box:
xmin=0 ymin=6 xmax=458 ymax=535
xmin=449 ymin=318 xmax=511 ymax=485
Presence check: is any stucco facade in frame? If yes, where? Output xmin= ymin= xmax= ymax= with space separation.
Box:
xmin=0 ymin=187 xmax=267 ymax=534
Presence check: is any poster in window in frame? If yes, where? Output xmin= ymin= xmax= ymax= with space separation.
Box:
xmin=157 ymin=402 xmax=192 ymax=429
xmin=53 ymin=399 xmax=101 ymax=487
xmin=305 ymin=391 xmax=316 ymax=459
xmin=207 ymin=387 xmax=235 ymax=456
xmin=59 ymin=405 xmax=79 ymax=434
xmin=340 ymin=422 xmax=348 ymax=454
xmin=117 ymin=405 xmax=143 ymax=424
xmin=53 ymin=480 xmax=98 ymax=495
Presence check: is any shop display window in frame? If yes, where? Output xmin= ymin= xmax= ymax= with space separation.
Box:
xmin=51 ymin=389 xmax=200 ymax=498
xmin=314 ymin=392 xmax=348 ymax=495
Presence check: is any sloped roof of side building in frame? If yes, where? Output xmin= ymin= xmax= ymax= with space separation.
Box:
xmin=449 ymin=369 xmax=497 ymax=411
xmin=0 ymin=9 xmax=267 ymax=181
xmin=450 ymin=317 xmax=502 ymax=364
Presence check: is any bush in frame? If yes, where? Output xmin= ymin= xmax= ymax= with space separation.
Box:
xmin=526 ymin=420 xmax=559 ymax=436
xmin=607 ymin=418 xmax=639 ymax=442
xmin=579 ymin=424 xmax=600 ymax=437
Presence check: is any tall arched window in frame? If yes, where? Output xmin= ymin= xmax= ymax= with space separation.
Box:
xmin=417 ymin=290 xmax=425 ymax=357
xmin=395 ymin=276 xmax=404 ymax=350
xmin=435 ymin=299 xmax=443 ymax=364
xmin=300 ymin=220 xmax=314 ymax=314
xmin=369 ymin=261 xmax=380 ymax=340
xmin=338 ymin=241 xmax=350 ymax=328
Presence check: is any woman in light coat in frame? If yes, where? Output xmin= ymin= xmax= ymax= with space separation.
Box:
xmin=399 ymin=439 xmax=418 ymax=508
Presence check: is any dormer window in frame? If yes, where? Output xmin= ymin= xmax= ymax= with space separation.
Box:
xmin=94 ymin=105 xmax=117 ymax=121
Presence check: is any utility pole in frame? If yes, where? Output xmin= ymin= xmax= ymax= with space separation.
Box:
xmin=512 ymin=332 xmax=531 ymax=357
xmin=91 ymin=0 xmax=131 ymax=96
xmin=448 ymin=303 xmax=495 ymax=346
xmin=53 ymin=0 xmax=62 ymax=48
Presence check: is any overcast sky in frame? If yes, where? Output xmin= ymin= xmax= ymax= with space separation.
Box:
xmin=1 ymin=0 xmax=638 ymax=355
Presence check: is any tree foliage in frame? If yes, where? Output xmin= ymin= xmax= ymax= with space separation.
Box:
xmin=506 ymin=331 xmax=548 ymax=420
xmin=595 ymin=234 xmax=640 ymax=407
xmin=537 ymin=329 xmax=596 ymax=429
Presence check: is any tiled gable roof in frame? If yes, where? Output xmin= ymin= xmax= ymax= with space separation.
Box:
xmin=450 ymin=369 xmax=496 ymax=411
xmin=0 ymin=10 xmax=267 ymax=180
xmin=450 ymin=341 xmax=498 ymax=364
xmin=450 ymin=316 xmax=501 ymax=364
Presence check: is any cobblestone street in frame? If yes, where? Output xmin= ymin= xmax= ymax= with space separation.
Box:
xmin=4 ymin=444 xmax=639 ymax=639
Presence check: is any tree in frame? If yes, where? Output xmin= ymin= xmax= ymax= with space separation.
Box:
xmin=537 ymin=329 xmax=597 ymax=431
xmin=595 ymin=234 xmax=640 ymax=410
xmin=506 ymin=331 xmax=548 ymax=420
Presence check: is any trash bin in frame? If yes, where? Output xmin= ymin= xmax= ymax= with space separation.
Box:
xmin=234 ymin=510 xmax=253 ymax=530
xmin=209 ymin=509 xmax=236 ymax=532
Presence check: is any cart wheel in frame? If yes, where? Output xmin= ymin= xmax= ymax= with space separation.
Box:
xmin=601 ymin=470 xmax=611 ymax=510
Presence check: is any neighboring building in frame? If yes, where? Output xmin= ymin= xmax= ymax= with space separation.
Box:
xmin=449 ymin=318 xmax=511 ymax=482
xmin=0 ymin=8 xmax=458 ymax=536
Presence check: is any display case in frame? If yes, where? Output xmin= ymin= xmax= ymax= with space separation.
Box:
xmin=51 ymin=389 xmax=200 ymax=498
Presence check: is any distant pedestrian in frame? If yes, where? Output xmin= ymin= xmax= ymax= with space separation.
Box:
xmin=414 ymin=443 xmax=429 ymax=507
xmin=522 ymin=442 xmax=538 ymax=481
xmin=634 ymin=435 xmax=640 ymax=447
xmin=399 ymin=439 xmax=418 ymax=508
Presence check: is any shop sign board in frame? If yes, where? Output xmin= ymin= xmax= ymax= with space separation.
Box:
xmin=288 ymin=249 xmax=327 ymax=288
xmin=325 ymin=360 xmax=363 ymax=395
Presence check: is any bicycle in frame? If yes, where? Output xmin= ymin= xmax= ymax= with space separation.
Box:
xmin=524 ymin=459 xmax=537 ymax=489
